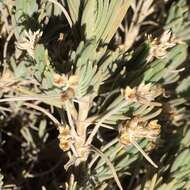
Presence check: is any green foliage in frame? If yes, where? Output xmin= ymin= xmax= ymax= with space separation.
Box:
xmin=16 ymin=0 xmax=38 ymax=17
xmin=176 ymin=75 xmax=190 ymax=96
xmin=15 ymin=0 xmax=38 ymax=38
xmin=165 ymin=0 xmax=190 ymax=41
xmin=65 ymin=0 xmax=80 ymax=24
xmin=0 ymin=0 xmax=190 ymax=189
xmin=143 ymin=43 xmax=187 ymax=84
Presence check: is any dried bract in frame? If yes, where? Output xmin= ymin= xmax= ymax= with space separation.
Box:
xmin=53 ymin=73 xmax=67 ymax=88
xmin=119 ymin=118 xmax=160 ymax=168
xmin=16 ymin=29 xmax=42 ymax=58
xmin=60 ymin=87 xmax=75 ymax=102
xmin=119 ymin=118 xmax=161 ymax=145
xmin=68 ymin=75 xmax=79 ymax=88
xmin=147 ymin=30 xmax=178 ymax=61
xmin=122 ymin=83 xmax=162 ymax=105
xmin=53 ymin=73 xmax=79 ymax=90
xmin=58 ymin=125 xmax=89 ymax=167
xmin=58 ymin=125 xmax=72 ymax=151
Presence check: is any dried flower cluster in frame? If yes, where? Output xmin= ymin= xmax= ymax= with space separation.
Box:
xmin=119 ymin=118 xmax=161 ymax=168
xmin=58 ymin=125 xmax=89 ymax=167
xmin=119 ymin=118 xmax=161 ymax=145
xmin=122 ymin=83 xmax=162 ymax=105
xmin=16 ymin=29 xmax=42 ymax=58
xmin=58 ymin=125 xmax=73 ymax=151
xmin=1 ymin=0 xmax=190 ymax=189
xmin=53 ymin=74 xmax=79 ymax=101
xmin=53 ymin=73 xmax=79 ymax=90
xmin=146 ymin=30 xmax=179 ymax=61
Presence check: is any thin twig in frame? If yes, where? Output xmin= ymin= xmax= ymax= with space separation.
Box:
xmin=23 ymin=102 xmax=60 ymax=126
xmin=90 ymin=145 xmax=123 ymax=190
xmin=89 ymin=138 xmax=119 ymax=169
xmin=86 ymin=101 xmax=128 ymax=145
xmin=47 ymin=0 xmax=73 ymax=28
xmin=3 ymin=29 xmax=14 ymax=74
xmin=0 ymin=106 xmax=12 ymax=112
xmin=95 ymin=145 xmax=124 ymax=171
xmin=98 ymin=123 xmax=115 ymax=130
xmin=149 ymin=173 xmax=158 ymax=190
xmin=0 ymin=95 xmax=60 ymax=103
xmin=65 ymin=102 xmax=78 ymax=138
xmin=131 ymin=140 xmax=158 ymax=168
